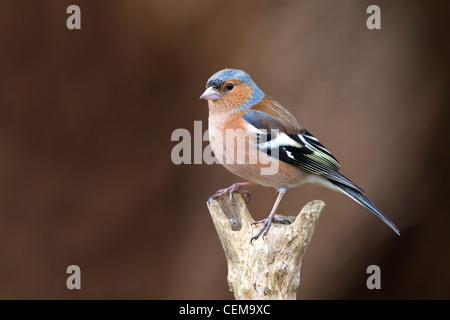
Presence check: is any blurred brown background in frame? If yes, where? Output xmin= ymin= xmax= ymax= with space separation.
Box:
xmin=0 ymin=0 xmax=448 ymax=299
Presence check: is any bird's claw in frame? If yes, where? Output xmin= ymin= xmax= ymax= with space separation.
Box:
xmin=250 ymin=216 xmax=291 ymax=243
xmin=208 ymin=184 xmax=251 ymax=205
xmin=235 ymin=189 xmax=251 ymax=205
xmin=250 ymin=220 xmax=271 ymax=243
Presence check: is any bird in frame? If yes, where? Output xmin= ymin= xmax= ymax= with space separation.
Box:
xmin=200 ymin=68 xmax=399 ymax=242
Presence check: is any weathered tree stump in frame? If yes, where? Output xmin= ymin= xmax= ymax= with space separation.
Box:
xmin=207 ymin=193 xmax=324 ymax=300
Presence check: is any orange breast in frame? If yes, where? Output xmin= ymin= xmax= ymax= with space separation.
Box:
xmin=208 ymin=111 xmax=309 ymax=189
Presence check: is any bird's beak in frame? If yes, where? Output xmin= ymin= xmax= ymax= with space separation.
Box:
xmin=199 ymin=87 xmax=221 ymax=100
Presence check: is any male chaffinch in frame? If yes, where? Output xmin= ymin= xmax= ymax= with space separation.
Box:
xmin=200 ymin=68 xmax=399 ymax=241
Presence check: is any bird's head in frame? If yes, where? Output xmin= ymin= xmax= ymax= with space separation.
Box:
xmin=200 ymin=69 xmax=264 ymax=112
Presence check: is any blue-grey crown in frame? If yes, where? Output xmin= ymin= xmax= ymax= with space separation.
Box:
xmin=205 ymin=69 xmax=264 ymax=110
xmin=205 ymin=69 xmax=254 ymax=88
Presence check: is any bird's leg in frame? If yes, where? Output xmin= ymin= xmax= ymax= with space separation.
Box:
xmin=209 ymin=181 xmax=255 ymax=205
xmin=252 ymin=215 xmax=291 ymax=225
xmin=251 ymin=188 xmax=287 ymax=242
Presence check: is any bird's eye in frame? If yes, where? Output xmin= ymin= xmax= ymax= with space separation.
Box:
xmin=226 ymin=83 xmax=234 ymax=90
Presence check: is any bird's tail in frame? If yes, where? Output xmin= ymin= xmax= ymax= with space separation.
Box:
xmin=331 ymin=181 xmax=400 ymax=235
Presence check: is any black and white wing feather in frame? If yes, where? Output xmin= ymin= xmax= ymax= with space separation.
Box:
xmin=242 ymin=108 xmax=399 ymax=235
xmin=242 ymin=109 xmax=364 ymax=193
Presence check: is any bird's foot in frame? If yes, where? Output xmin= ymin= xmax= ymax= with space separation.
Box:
xmin=250 ymin=215 xmax=291 ymax=243
xmin=208 ymin=183 xmax=251 ymax=205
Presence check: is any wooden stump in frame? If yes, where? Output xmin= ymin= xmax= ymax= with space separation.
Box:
xmin=207 ymin=193 xmax=324 ymax=300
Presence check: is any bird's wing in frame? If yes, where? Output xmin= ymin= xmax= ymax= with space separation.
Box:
xmin=242 ymin=108 xmax=364 ymax=193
